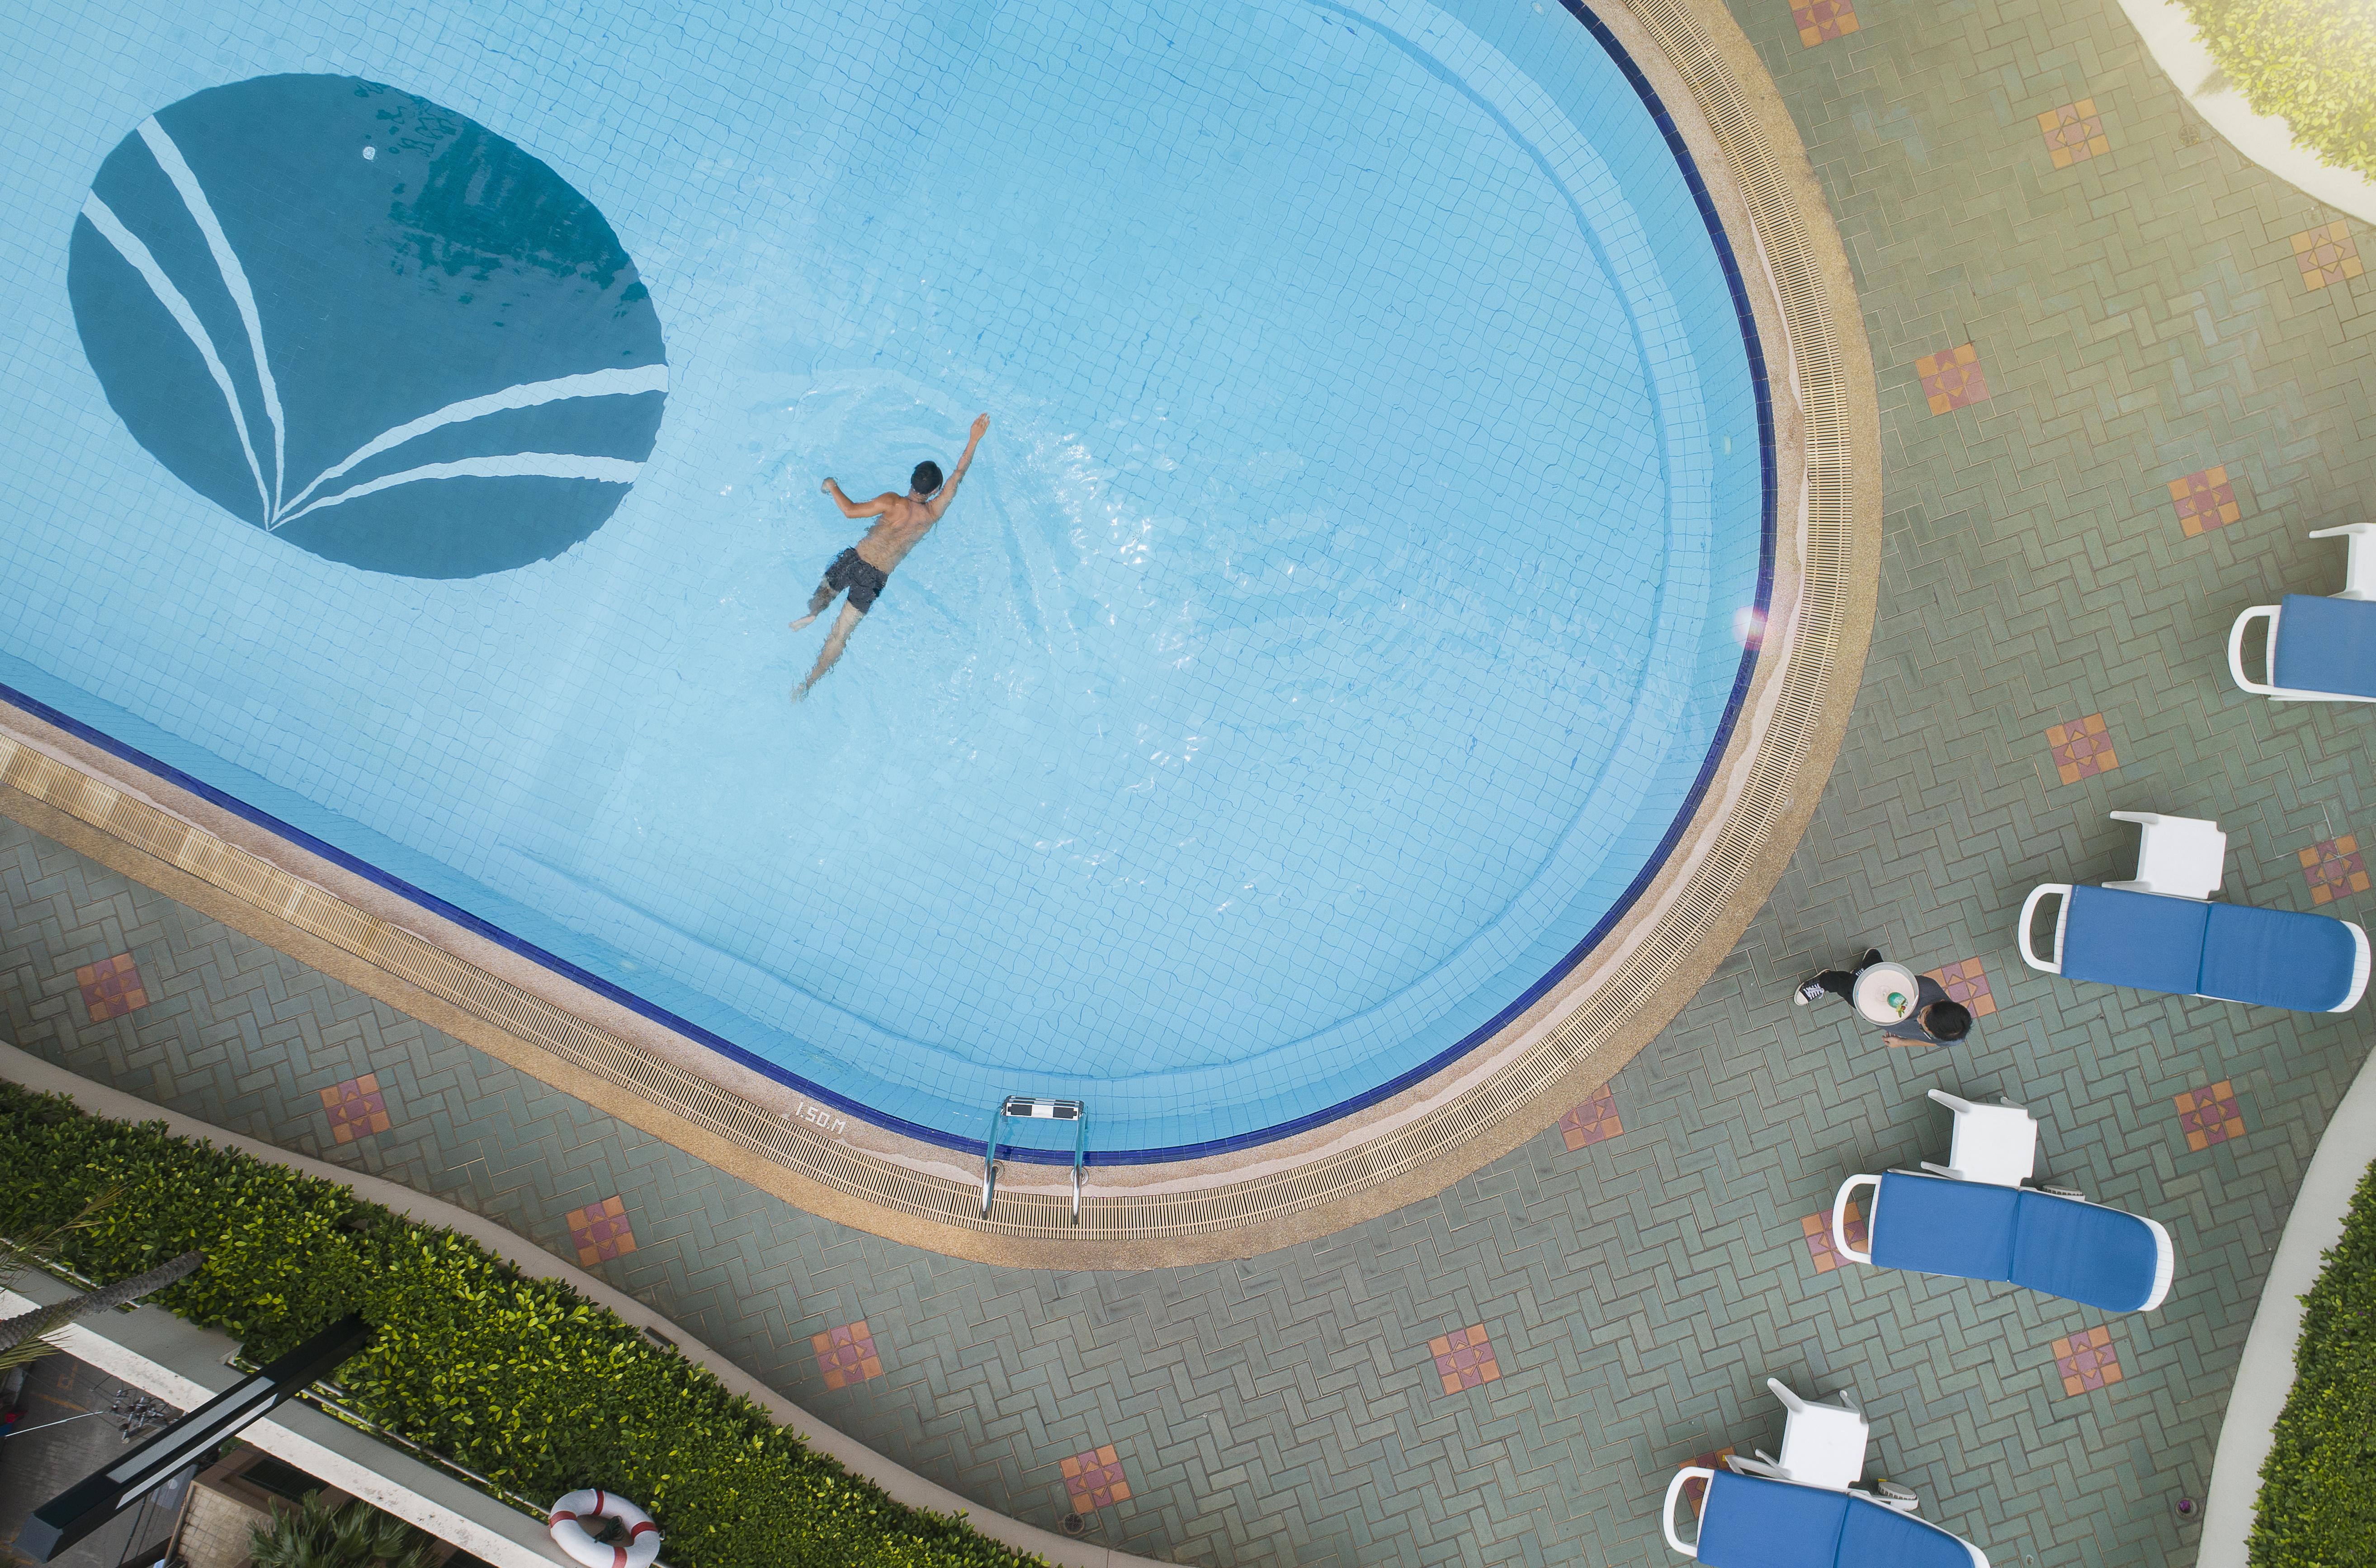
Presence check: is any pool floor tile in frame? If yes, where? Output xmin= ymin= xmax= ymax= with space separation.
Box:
xmin=813 ymin=1320 xmax=884 ymax=1389
xmin=566 ymin=1196 xmax=638 ymax=1267
xmin=319 ymin=1072 xmax=391 ymax=1143
xmin=1924 ymin=958 xmax=1996 ymax=1018
xmin=1061 ymin=1446 xmax=1130 ymax=1512
xmin=1801 ymin=1202 xmax=1865 ymax=1273
xmin=2169 ymin=465 xmax=2242 ymax=537
xmin=2052 ymin=1326 xmax=2124 ymax=1395
xmin=1429 ymin=1324 xmax=1502 ymax=1394
xmin=1559 ymin=1085 xmax=1624 ymax=1150
xmin=2046 ymin=713 xmax=2118 ymax=783
xmin=1914 ymin=343 xmax=1989 ymax=414
xmin=1791 ymin=0 xmax=1858 ymax=46
xmin=74 ymin=953 xmax=147 ymax=1022
xmin=2299 ymin=834 xmax=2369 ymax=904
xmin=2038 ymin=99 xmax=2110 ymax=167
xmin=2175 ymin=1081 xmax=2246 ymax=1151
xmin=2291 ymin=222 xmax=2362 ymax=290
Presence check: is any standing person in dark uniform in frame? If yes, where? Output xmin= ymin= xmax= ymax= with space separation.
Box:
xmin=1796 ymin=947 xmax=1972 ymax=1045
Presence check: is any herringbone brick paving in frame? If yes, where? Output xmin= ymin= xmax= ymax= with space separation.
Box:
xmin=5 ymin=0 xmax=2376 ymax=1560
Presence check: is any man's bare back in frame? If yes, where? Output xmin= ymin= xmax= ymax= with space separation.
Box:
xmin=789 ymin=413 xmax=989 ymax=698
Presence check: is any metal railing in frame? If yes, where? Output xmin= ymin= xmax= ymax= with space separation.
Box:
xmin=979 ymin=1097 xmax=1086 ymax=1224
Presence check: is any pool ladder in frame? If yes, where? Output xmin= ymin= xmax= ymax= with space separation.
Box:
xmin=980 ymin=1095 xmax=1087 ymax=1225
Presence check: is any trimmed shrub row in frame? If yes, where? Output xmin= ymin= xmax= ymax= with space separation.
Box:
xmin=2251 ymin=1152 xmax=2376 ymax=1566
xmin=2184 ymin=0 xmax=2376 ymax=180
xmin=0 ymin=1081 xmax=1042 ymax=1568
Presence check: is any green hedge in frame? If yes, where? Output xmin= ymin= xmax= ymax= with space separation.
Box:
xmin=2252 ymin=1152 xmax=2376 ymax=1566
xmin=2184 ymin=0 xmax=2376 ymax=179
xmin=0 ymin=1083 xmax=1041 ymax=1568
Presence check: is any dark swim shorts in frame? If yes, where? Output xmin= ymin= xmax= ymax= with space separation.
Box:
xmin=824 ymin=546 xmax=890 ymax=614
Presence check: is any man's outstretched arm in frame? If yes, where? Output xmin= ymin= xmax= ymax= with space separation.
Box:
xmin=822 ymin=478 xmax=895 ymax=516
xmin=926 ymin=414 xmax=992 ymax=520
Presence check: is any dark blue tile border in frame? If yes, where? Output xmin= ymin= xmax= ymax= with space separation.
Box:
xmin=3 ymin=0 xmax=1776 ymax=1168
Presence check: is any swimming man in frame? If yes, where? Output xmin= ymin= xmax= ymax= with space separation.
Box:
xmin=790 ymin=413 xmax=989 ymax=698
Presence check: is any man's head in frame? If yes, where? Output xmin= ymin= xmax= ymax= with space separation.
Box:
xmin=1922 ymin=999 xmax=1972 ymax=1042
xmin=911 ymin=461 xmax=945 ymax=498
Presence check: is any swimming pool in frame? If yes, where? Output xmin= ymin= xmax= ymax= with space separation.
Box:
xmin=0 ymin=0 xmax=1767 ymax=1161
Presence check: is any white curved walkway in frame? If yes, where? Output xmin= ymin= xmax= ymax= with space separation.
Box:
xmin=2116 ymin=0 xmax=2376 ymax=223
xmin=2199 ymin=1044 xmax=2376 ymax=1568
xmin=0 ymin=1043 xmax=1165 ymax=1568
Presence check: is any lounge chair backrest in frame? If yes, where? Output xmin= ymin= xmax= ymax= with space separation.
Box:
xmin=2272 ymin=593 xmax=2376 ymax=700
xmin=2059 ymin=885 xmax=2207 ymax=994
xmin=1676 ymin=1469 xmax=1986 ymax=1567
xmin=1869 ymin=1172 xmax=2016 ymax=1278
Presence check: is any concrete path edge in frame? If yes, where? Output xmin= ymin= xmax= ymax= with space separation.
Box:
xmin=0 ymin=1042 xmax=1162 ymax=1568
xmin=2198 ymin=1043 xmax=2376 ymax=1568
xmin=2115 ymin=0 xmax=2376 ymax=224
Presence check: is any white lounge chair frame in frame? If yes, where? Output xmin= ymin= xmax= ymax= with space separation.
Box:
xmin=2102 ymin=811 xmax=2224 ymax=900
xmin=1920 ymin=1089 xmax=2037 ymax=1187
xmin=2017 ymin=883 xmax=2372 ymax=1011
xmin=2227 ymin=525 xmax=2376 ymax=702
xmin=1828 ymin=1173 xmax=2178 ymax=1312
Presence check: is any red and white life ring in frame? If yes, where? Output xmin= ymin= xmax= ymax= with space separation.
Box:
xmin=547 ymin=1489 xmax=662 ymax=1568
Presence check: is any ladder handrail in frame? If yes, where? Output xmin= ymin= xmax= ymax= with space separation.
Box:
xmin=979 ymin=1095 xmax=1087 ymax=1224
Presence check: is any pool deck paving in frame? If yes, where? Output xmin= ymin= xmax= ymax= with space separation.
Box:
xmin=6 ymin=0 xmax=2376 ymax=1562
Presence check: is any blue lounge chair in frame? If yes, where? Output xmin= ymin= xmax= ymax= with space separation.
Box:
xmin=1829 ymin=1170 xmax=2174 ymax=1312
xmin=2019 ymin=883 xmax=2368 ymax=1012
xmin=1662 ymin=1467 xmax=1987 ymax=1566
xmin=2229 ymin=524 xmax=2376 ymax=703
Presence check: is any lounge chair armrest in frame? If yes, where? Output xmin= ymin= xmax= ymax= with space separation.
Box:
xmin=1663 ymin=1468 xmax=1712 ymax=1557
xmin=2333 ymin=922 xmax=2371 ymax=1012
xmin=2017 ymin=884 xmax=2071 ymax=974
xmin=1832 ymin=1174 xmax=1880 ymax=1264
xmin=2227 ymin=606 xmax=2282 ymax=696
xmin=1926 ymin=1088 xmax=1978 ymax=1114
xmin=2306 ymin=523 xmax=2376 ymax=538
xmin=1919 ymin=1161 xmax=1967 ymax=1180
xmin=2140 ymin=1215 xmax=2178 ymax=1311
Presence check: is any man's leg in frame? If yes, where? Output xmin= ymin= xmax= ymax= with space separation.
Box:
xmin=789 ymin=574 xmax=840 ymax=631
xmin=1795 ymin=969 xmax=1858 ymax=1005
xmin=794 ymin=601 xmax=865 ymax=698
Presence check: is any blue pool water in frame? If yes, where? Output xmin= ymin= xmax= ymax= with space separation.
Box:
xmin=0 ymin=0 xmax=1767 ymax=1158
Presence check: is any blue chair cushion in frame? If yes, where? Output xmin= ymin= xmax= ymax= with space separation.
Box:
xmin=2008 ymin=1191 xmax=2162 ymax=1312
xmin=2197 ymin=902 xmax=2360 ymax=1012
xmin=1697 ymin=1470 xmax=1848 ymax=1568
xmin=2272 ymin=593 xmax=2376 ymax=700
xmin=1838 ymin=1497 xmax=1976 ymax=1568
xmin=2060 ymin=885 xmax=2208 ymax=995
xmin=1869 ymin=1172 xmax=2017 ymax=1281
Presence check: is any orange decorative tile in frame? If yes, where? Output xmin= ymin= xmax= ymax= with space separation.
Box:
xmin=1559 ymin=1085 xmax=1624 ymax=1151
xmin=1428 ymin=1323 xmax=1502 ymax=1394
xmin=812 ymin=1320 xmax=884 ymax=1389
xmin=1680 ymin=1448 xmax=1739 ymax=1514
xmin=1924 ymin=958 xmax=1997 ymax=1019
xmin=2038 ymin=99 xmax=2111 ymax=167
xmin=2174 ymin=1080 xmax=2245 ymax=1152
xmin=1914 ymin=343 xmax=1989 ymax=414
xmin=2299 ymin=835 xmax=2370 ymax=905
xmin=1791 ymin=0 xmax=1858 ymax=46
xmin=1801 ymin=1203 xmax=1866 ymax=1273
xmin=318 ymin=1073 xmax=392 ymax=1143
xmin=1060 ymin=1445 xmax=1131 ymax=1513
xmin=565 ymin=1196 xmax=638 ymax=1267
xmin=2051 ymin=1325 xmax=2123 ymax=1395
xmin=2169 ymin=465 xmax=2242 ymax=537
xmin=75 ymin=953 xmax=149 ymax=1022
xmin=2045 ymin=713 xmax=2118 ymax=784
xmin=2292 ymin=222 xmax=2362 ymax=290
